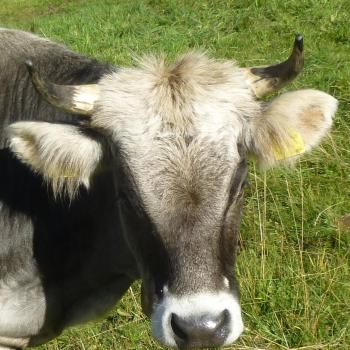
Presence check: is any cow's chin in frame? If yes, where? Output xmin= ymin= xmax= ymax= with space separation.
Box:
xmin=150 ymin=289 xmax=244 ymax=348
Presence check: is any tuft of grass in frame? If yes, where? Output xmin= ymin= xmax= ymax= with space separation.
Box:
xmin=1 ymin=1 xmax=349 ymax=349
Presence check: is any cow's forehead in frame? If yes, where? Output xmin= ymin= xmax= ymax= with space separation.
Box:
xmin=93 ymin=53 xmax=260 ymax=228
xmin=121 ymin=131 xmax=240 ymax=230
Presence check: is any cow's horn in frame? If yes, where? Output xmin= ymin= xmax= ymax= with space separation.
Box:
xmin=245 ymin=34 xmax=304 ymax=98
xmin=25 ymin=60 xmax=100 ymax=116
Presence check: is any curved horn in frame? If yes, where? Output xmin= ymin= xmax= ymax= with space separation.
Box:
xmin=245 ymin=34 xmax=304 ymax=98
xmin=25 ymin=60 xmax=100 ymax=116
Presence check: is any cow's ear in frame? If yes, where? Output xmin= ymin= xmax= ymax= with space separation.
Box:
xmin=247 ymin=89 xmax=338 ymax=168
xmin=7 ymin=121 xmax=104 ymax=198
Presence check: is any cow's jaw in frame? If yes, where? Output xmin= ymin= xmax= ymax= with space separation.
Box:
xmin=151 ymin=289 xmax=243 ymax=348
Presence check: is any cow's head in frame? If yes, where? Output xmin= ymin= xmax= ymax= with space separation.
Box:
xmin=7 ymin=36 xmax=337 ymax=348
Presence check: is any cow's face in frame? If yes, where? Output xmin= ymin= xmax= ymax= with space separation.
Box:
xmin=114 ymin=147 xmax=247 ymax=347
xmin=7 ymin=36 xmax=338 ymax=348
xmin=90 ymin=53 xmax=258 ymax=347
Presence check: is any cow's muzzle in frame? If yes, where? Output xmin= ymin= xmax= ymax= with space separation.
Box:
xmin=171 ymin=309 xmax=230 ymax=348
xmin=151 ymin=291 xmax=243 ymax=348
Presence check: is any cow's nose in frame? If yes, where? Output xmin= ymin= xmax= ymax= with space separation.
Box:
xmin=170 ymin=309 xmax=230 ymax=348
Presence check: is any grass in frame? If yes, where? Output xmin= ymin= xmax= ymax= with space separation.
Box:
xmin=1 ymin=0 xmax=349 ymax=349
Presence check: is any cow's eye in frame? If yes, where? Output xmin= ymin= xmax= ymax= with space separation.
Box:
xmin=236 ymin=178 xmax=249 ymax=197
xmin=234 ymin=175 xmax=249 ymax=197
xmin=157 ymin=286 xmax=164 ymax=298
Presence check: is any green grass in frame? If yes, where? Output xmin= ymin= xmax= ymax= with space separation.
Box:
xmin=1 ymin=0 xmax=349 ymax=349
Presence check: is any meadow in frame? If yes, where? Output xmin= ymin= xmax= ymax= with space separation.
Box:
xmin=0 ymin=0 xmax=349 ymax=349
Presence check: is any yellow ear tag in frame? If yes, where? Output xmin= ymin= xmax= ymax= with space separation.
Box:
xmin=273 ymin=129 xmax=305 ymax=161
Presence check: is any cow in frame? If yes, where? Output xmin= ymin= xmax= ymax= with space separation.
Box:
xmin=0 ymin=28 xmax=338 ymax=350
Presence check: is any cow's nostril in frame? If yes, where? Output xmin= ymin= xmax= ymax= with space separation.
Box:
xmin=170 ymin=310 xmax=230 ymax=347
xmin=171 ymin=313 xmax=188 ymax=343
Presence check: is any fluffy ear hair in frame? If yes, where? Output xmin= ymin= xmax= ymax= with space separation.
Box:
xmin=248 ymin=89 xmax=338 ymax=168
xmin=7 ymin=121 xmax=104 ymax=198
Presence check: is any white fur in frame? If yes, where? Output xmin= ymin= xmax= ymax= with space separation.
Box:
xmin=223 ymin=277 xmax=230 ymax=288
xmin=0 ymin=337 xmax=30 ymax=349
xmin=72 ymin=85 xmax=100 ymax=113
xmin=248 ymin=89 xmax=338 ymax=168
xmin=264 ymin=89 xmax=337 ymax=151
xmin=0 ymin=276 xmax=46 ymax=338
xmin=151 ymin=291 xmax=243 ymax=347
xmin=7 ymin=122 xmax=103 ymax=197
